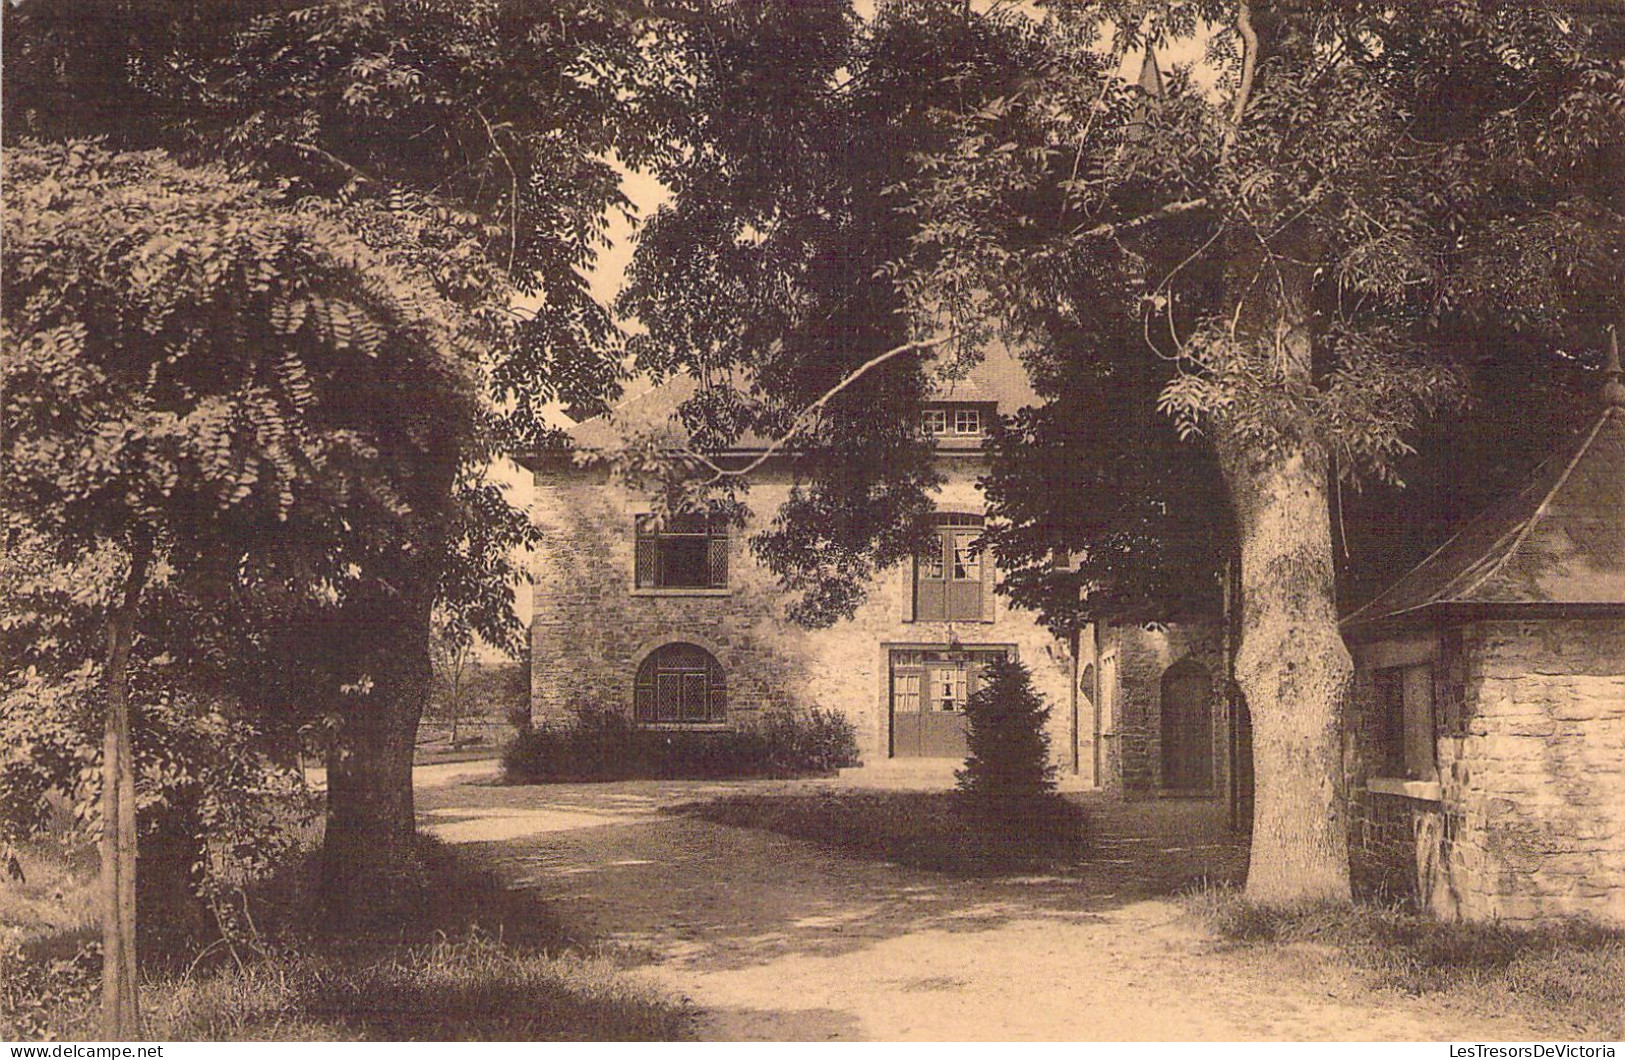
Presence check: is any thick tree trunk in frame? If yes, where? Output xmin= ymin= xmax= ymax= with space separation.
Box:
xmin=1217 ymin=432 xmax=1353 ymax=906
xmin=101 ymin=541 xmax=149 ymax=1039
xmin=318 ymin=595 xmax=433 ymax=932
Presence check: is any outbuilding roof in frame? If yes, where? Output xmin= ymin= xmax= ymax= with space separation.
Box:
xmin=1343 ymin=343 xmax=1625 ymax=634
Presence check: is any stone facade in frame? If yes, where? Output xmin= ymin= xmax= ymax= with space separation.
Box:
xmin=1088 ymin=622 xmax=1229 ymax=798
xmin=1348 ymin=617 xmax=1625 ymax=925
xmin=529 ymin=454 xmax=1083 ymax=769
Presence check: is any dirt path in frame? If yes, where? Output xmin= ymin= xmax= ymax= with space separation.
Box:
xmin=417 ymin=774 xmax=1554 ymax=1042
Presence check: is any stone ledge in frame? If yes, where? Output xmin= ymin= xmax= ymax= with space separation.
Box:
xmin=1367 ymin=777 xmax=1444 ymax=801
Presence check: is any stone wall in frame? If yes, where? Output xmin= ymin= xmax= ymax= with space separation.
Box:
xmin=1349 ymin=617 xmax=1625 ymax=925
xmin=1095 ymin=621 xmax=1227 ymax=798
xmin=530 ymin=456 xmax=1080 ymax=768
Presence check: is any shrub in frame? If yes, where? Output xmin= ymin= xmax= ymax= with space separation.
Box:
xmin=956 ymin=656 xmax=1056 ymax=800
xmin=502 ymin=707 xmax=859 ymax=783
xmin=0 ymin=939 xmax=101 ymax=1041
xmin=6 ymin=835 xmax=694 ymax=1042
xmin=0 ymin=666 xmax=318 ymax=962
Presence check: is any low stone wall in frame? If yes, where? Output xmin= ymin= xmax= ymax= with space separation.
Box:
xmin=1350 ymin=788 xmax=1461 ymax=914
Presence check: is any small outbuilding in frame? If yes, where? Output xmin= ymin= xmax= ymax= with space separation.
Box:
xmin=1342 ymin=341 xmax=1625 ymax=925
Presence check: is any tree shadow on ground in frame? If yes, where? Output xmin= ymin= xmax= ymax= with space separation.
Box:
xmin=442 ymin=788 xmax=1248 ymax=977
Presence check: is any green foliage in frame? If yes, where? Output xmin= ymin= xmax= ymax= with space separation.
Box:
xmin=502 ymin=708 xmax=860 ymax=783
xmin=427 ymin=660 xmax=525 ymax=726
xmin=3 ymin=0 xmax=659 ymax=442
xmin=5 ymin=835 xmax=694 ymax=1041
xmin=0 ymin=940 xmax=101 ymax=1041
xmin=955 ymin=656 xmax=1057 ymax=800
xmin=622 ymin=0 xmax=1625 ymax=633
xmin=895 ymin=1 xmax=1624 ymax=476
xmin=0 ymin=660 xmax=318 ymax=954
xmin=620 ymin=2 xmax=1036 ymax=625
xmin=1 ymin=138 xmax=492 ymax=942
xmin=1189 ymin=889 xmax=1625 ymax=1038
xmin=2 ymin=139 xmax=479 ymax=577
xmin=983 ymin=354 xmax=1231 ymax=629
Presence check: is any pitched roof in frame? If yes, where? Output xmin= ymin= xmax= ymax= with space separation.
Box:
xmin=565 ymin=339 xmax=1041 ymax=452
xmin=1343 ymin=403 xmax=1625 ymax=632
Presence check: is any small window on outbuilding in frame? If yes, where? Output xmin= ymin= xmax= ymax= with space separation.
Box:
xmin=1372 ymin=664 xmax=1437 ymax=780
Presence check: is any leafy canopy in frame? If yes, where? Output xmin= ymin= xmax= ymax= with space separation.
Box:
xmin=626 ymin=0 xmax=1625 ymax=627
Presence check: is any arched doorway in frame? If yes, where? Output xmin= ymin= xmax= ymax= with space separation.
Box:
xmin=1160 ymin=658 xmax=1213 ymax=792
xmin=634 ymin=643 xmax=727 ymax=725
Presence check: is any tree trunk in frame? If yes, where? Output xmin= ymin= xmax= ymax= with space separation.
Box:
xmin=101 ymin=540 xmax=149 ymax=1039
xmin=449 ymin=648 xmax=464 ymax=747
xmin=1217 ymin=431 xmax=1353 ymax=906
xmin=318 ymin=594 xmax=433 ymax=932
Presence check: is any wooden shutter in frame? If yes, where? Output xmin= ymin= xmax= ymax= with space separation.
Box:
xmin=707 ymin=526 xmax=729 ymax=588
xmin=980 ymin=533 xmax=996 ymax=621
xmin=634 ymin=517 xmax=656 ymax=588
xmin=707 ymin=661 xmax=727 ymax=722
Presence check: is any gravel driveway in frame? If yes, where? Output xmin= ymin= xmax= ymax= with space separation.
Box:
xmin=416 ymin=768 xmax=1554 ymax=1042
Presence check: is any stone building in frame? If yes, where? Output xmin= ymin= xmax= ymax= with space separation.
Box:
xmin=1341 ymin=346 xmax=1625 ymax=925
xmin=1081 ymin=620 xmax=1237 ymax=800
xmin=522 ymin=345 xmax=1230 ymax=791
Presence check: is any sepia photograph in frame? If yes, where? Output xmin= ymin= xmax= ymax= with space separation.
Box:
xmin=2 ymin=0 xmax=1623 ymax=1045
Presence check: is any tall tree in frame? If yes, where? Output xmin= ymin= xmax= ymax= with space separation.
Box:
xmin=625 ymin=0 xmax=1625 ymax=906
xmin=4 ymin=0 xmax=659 ymax=919
xmin=1 ymin=141 xmax=482 ymax=1033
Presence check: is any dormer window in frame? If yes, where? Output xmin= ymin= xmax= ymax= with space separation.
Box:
xmin=922 ymin=404 xmax=985 ymax=438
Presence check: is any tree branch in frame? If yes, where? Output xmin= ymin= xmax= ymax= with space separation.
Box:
xmin=1222 ymin=0 xmax=1258 ymax=163
xmin=1068 ymin=197 xmax=1209 ymax=241
xmin=475 ymin=107 xmax=520 ymax=273
xmin=684 ymin=333 xmax=958 ymax=483
xmin=290 ymin=141 xmax=377 ymax=187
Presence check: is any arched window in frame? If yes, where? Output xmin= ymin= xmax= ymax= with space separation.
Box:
xmin=634 ymin=643 xmax=727 ymax=725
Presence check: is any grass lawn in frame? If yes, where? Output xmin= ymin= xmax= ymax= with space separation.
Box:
xmin=1189 ymin=889 xmax=1625 ymax=1040
xmin=2 ymin=832 xmax=693 ymax=1041
xmin=670 ymin=789 xmax=1090 ymax=875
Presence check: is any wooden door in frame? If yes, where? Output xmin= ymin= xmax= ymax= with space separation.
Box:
xmin=1160 ymin=660 xmax=1213 ymax=791
xmin=890 ymin=649 xmax=1002 ymax=758
xmin=914 ymin=516 xmax=986 ymax=622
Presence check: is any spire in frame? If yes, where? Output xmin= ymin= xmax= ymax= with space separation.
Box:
xmin=1604 ymin=326 xmax=1625 ymax=409
xmin=1136 ymin=44 xmax=1165 ymax=98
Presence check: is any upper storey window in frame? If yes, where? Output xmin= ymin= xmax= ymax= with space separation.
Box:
xmin=922 ymin=404 xmax=986 ymax=438
xmin=635 ymin=513 xmax=729 ymax=590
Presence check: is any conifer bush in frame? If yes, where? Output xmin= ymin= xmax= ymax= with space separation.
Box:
xmin=955 ymin=656 xmax=1057 ymax=800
